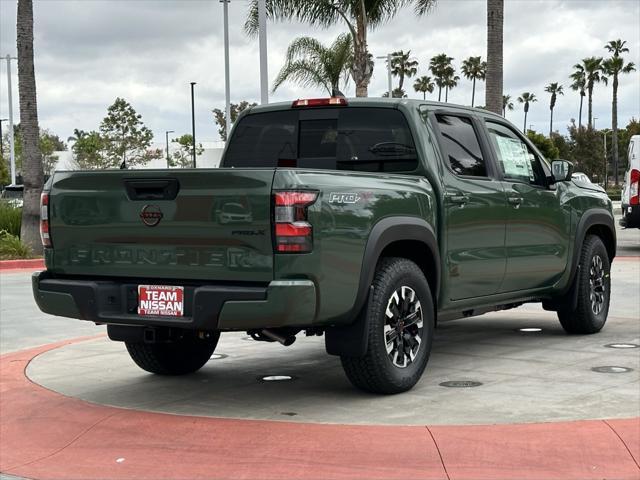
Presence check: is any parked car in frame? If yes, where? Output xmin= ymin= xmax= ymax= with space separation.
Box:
xmin=33 ymin=98 xmax=616 ymax=394
xmin=620 ymin=134 xmax=640 ymax=228
xmin=0 ymin=184 xmax=24 ymax=208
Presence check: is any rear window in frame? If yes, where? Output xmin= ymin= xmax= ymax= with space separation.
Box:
xmin=223 ymin=107 xmax=418 ymax=172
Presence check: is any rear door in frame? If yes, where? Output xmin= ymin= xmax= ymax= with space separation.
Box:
xmin=48 ymin=169 xmax=275 ymax=282
xmin=433 ymin=113 xmax=508 ymax=300
xmin=483 ymin=120 xmax=570 ymax=291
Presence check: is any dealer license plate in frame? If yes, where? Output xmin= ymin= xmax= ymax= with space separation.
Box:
xmin=137 ymin=285 xmax=184 ymax=317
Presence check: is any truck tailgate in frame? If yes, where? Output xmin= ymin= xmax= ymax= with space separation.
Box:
xmin=47 ymin=169 xmax=275 ymax=282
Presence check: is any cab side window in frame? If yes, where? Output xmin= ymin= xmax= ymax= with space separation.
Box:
xmin=436 ymin=114 xmax=487 ymax=177
xmin=486 ymin=122 xmax=547 ymax=187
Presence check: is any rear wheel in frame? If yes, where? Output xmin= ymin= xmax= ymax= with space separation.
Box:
xmin=341 ymin=257 xmax=434 ymax=394
xmin=558 ymin=235 xmax=611 ymax=334
xmin=125 ymin=332 xmax=219 ymax=375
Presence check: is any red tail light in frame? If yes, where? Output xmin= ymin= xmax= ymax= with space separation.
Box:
xmin=291 ymin=97 xmax=347 ymax=108
xmin=630 ymin=169 xmax=639 ymax=205
xmin=274 ymin=191 xmax=318 ymax=253
xmin=40 ymin=192 xmax=51 ymax=248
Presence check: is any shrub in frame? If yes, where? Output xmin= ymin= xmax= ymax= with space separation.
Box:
xmin=0 ymin=230 xmax=32 ymax=260
xmin=0 ymin=202 xmax=22 ymax=237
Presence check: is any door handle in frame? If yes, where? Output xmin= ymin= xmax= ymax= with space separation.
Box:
xmin=508 ymin=196 xmax=523 ymax=208
xmin=448 ymin=194 xmax=469 ymax=205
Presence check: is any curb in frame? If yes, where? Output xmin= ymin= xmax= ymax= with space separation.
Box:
xmin=0 ymin=258 xmax=44 ymax=270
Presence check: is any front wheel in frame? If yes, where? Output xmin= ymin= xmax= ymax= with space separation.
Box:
xmin=125 ymin=332 xmax=219 ymax=375
xmin=558 ymin=235 xmax=611 ymax=334
xmin=341 ymin=257 xmax=434 ymax=394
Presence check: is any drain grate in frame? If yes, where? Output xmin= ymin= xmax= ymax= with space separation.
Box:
xmin=210 ymin=353 xmax=228 ymax=360
xmin=591 ymin=366 xmax=634 ymax=374
xmin=604 ymin=343 xmax=640 ymax=349
xmin=439 ymin=380 xmax=483 ymax=388
xmin=259 ymin=375 xmax=297 ymax=383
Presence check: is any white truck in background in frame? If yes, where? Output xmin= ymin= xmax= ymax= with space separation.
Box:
xmin=620 ymin=135 xmax=640 ymax=229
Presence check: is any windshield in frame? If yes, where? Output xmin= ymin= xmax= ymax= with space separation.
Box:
xmin=223 ymin=107 xmax=418 ymax=172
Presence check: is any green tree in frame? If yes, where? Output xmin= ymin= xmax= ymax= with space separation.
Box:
xmin=99 ymin=97 xmax=160 ymax=168
xmin=212 ymin=100 xmax=258 ymax=142
xmin=390 ymin=50 xmax=418 ymax=91
xmin=544 ymin=82 xmax=564 ymax=137
xmin=569 ymin=64 xmax=586 ymax=130
xmin=244 ymin=0 xmax=436 ymax=98
xmin=526 ymin=130 xmax=559 ymax=160
xmin=17 ymin=0 xmax=43 ymax=253
xmin=413 ymin=75 xmax=434 ymax=99
xmin=442 ymin=66 xmax=459 ymax=102
xmin=502 ymin=94 xmax=513 ymax=116
xmin=429 ymin=53 xmax=453 ymax=101
xmin=568 ymin=120 xmax=604 ymax=179
xmin=70 ymin=129 xmax=108 ymax=169
xmin=550 ymin=132 xmax=572 ymax=160
xmin=169 ymin=134 xmax=204 ymax=168
xmin=576 ymin=57 xmax=605 ymax=129
xmin=3 ymin=125 xmax=65 ymax=175
xmin=602 ymin=39 xmax=636 ymax=185
xmin=273 ymin=34 xmax=353 ymax=96
xmin=381 ymin=87 xmax=407 ymax=98
xmin=461 ymin=55 xmax=486 ymax=107
xmin=517 ymin=92 xmax=537 ymax=132
xmin=0 ymin=154 xmax=9 ymax=185
xmin=485 ymin=0 xmax=504 ymax=115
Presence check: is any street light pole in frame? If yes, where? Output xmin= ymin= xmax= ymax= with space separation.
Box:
xmin=221 ymin=0 xmax=231 ymax=141
xmin=4 ymin=55 xmax=18 ymax=185
xmin=593 ymin=117 xmax=598 ymax=130
xmin=258 ymin=0 xmax=269 ymax=104
xmin=376 ymin=53 xmax=397 ymax=98
xmin=165 ymin=130 xmax=174 ymax=168
xmin=190 ymin=82 xmax=197 ymax=168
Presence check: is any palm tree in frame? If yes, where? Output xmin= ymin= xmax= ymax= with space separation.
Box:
xmin=443 ymin=67 xmax=459 ymax=102
xmin=461 ymin=56 xmax=487 ymax=107
xmin=17 ymin=0 xmax=43 ymax=254
xmin=272 ymin=34 xmax=353 ymax=95
xmin=429 ymin=53 xmax=453 ymax=102
xmin=569 ymin=65 xmax=586 ymax=129
xmin=413 ymin=75 xmax=435 ymax=99
xmin=502 ymin=94 xmax=514 ymax=117
xmin=244 ymin=0 xmax=436 ymax=97
xmin=545 ymin=82 xmax=564 ymax=137
xmin=517 ymin=92 xmax=537 ymax=132
xmin=390 ymin=50 xmax=418 ymax=91
xmin=603 ymin=39 xmax=636 ymax=185
xmin=579 ymin=56 xmax=606 ymax=129
xmin=485 ymin=0 xmax=504 ymax=115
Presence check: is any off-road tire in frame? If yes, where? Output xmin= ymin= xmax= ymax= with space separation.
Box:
xmin=125 ymin=333 xmax=219 ymax=375
xmin=558 ymin=235 xmax=611 ymax=334
xmin=341 ymin=257 xmax=434 ymax=394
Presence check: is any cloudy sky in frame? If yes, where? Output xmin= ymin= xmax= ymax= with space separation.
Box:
xmin=0 ymin=0 xmax=639 ymax=145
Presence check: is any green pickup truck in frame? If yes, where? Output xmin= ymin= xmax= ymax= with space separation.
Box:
xmin=33 ymin=97 xmax=616 ymax=394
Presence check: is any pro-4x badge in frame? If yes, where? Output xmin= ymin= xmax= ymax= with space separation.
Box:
xmin=329 ymin=192 xmax=361 ymax=204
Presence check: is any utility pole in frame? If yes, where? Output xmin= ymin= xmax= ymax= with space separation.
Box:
xmin=258 ymin=0 xmax=268 ymax=104
xmin=4 ymin=55 xmax=18 ymax=185
xmin=190 ymin=82 xmax=197 ymax=168
xmin=221 ymin=0 xmax=231 ymax=140
xmin=165 ymin=130 xmax=174 ymax=168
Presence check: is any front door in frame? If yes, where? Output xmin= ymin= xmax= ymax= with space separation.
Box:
xmin=434 ymin=113 xmax=508 ymax=300
xmin=484 ymin=120 xmax=571 ymax=292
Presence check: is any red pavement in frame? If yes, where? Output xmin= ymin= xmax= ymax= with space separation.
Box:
xmin=1 ymin=338 xmax=639 ymax=480
xmin=0 ymin=258 xmax=45 ymax=271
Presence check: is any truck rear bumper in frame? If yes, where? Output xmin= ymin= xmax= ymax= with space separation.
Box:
xmin=32 ymin=272 xmax=316 ymax=331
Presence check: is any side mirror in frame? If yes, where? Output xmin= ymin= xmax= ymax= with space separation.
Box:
xmin=551 ymin=160 xmax=573 ymax=183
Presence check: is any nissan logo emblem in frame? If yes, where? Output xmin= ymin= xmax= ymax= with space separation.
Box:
xmin=140 ymin=205 xmax=163 ymax=227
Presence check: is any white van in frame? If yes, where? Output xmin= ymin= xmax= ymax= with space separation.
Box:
xmin=620 ymin=135 xmax=640 ymax=228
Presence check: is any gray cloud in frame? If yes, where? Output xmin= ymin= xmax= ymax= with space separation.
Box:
xmin=1 ymin=0 xmax=638 ymax=144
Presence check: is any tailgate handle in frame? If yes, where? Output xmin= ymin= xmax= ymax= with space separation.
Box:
xmin=124 ymin=179 xmax=180 ymax=201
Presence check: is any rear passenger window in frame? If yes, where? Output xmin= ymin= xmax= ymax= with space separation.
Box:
xmin=224 ymin=108 xmax=417 ymax=172
xmin=436 ymin=115 xmax=487 ymax=177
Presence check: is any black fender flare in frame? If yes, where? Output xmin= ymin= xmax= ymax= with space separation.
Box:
xmin=325 ymin=216 xmax=440 ymax=357
xmin=544 ymin=208 xmax=616 ymax=311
